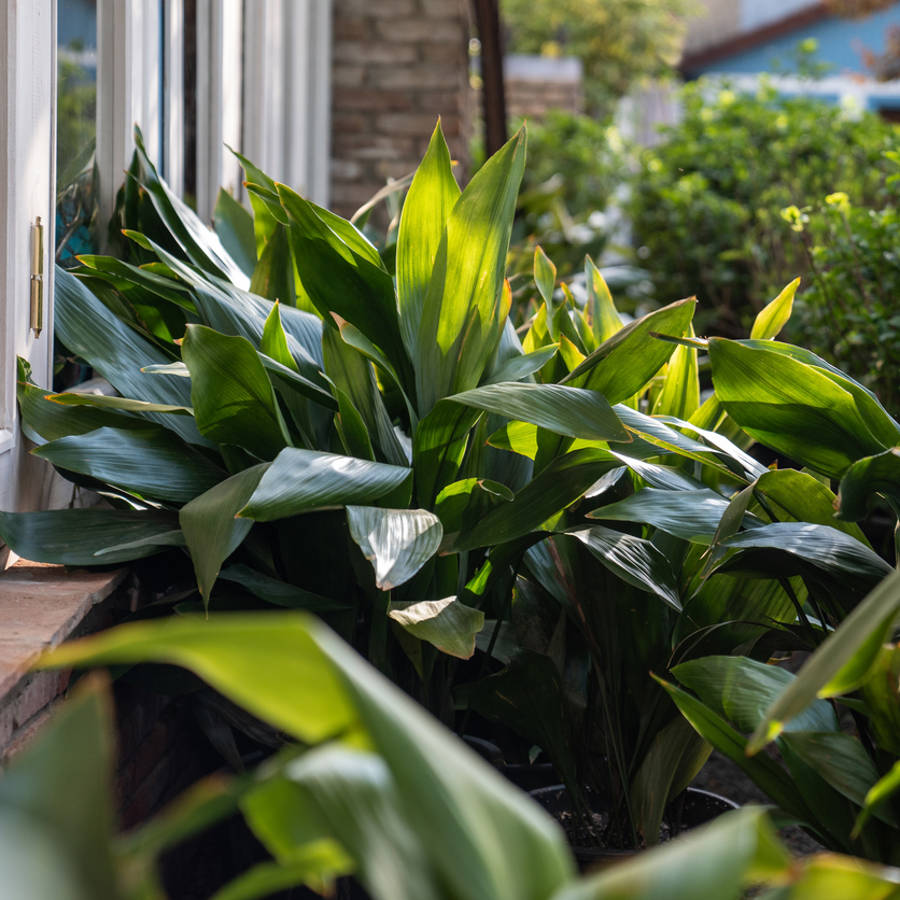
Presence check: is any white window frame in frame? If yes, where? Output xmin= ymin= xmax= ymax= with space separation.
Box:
xmin=0 ymin=1 xmax=56 ymax=513
xmin=240 ymin=0 xmax=332 ymax=207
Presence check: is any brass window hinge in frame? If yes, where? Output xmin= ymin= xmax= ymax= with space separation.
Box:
xmin=30 ymin=216 xmax=43 ymax=337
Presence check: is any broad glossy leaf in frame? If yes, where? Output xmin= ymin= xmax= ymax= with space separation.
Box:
xmin=672 ymin=657 xmax=837 ymax=735
xmin=397 ymin=122 xmax=460 ymax=362
xmin=250 ymin=223 xmax=296 ymax=306
xmin=245 ymin=747 xmax=436 ymax=900
xmin=655 ymin=677 xmax=814 ymax=823
xmin=563 ymin=298 xmax=695 ymax=404
xmin=415 ymin=129 xmax=525 ymax=413
xmin=449 ymin=382 xmax=628 ymax=442
xmin=179 ymin=464 xmax=269 ymax=601
xmin=54 ymin=268 xmax=204 ymax=446
xmin=651 ymin=325 xmax=699 ymax=420
xmin=47 ymin=392 xmax=192 ymax=416
xmin=775 ymin=855 xmax=900 ymax=900
xmin=855 ymin=760 xmax=900 ymax=838
xmin=708 ymin=339 xmax=897 ymax=478
xmin=553 ymin=807 xmax=788 ymax=900
xmin=239 ymin=448 xmax=411 ymax=522
xmin=211 ymin=856 xmax=348 ymax=900
xmin=41 ymin=614 xmax=574 ymax=900
xmin=0 ymin=676 xmax=117 ymax=899
xmin=220 ymin=564 xmax=349 ymax=612
xmin=17 ymin=379 xmax=147 ymax=444
xmin=655 ymin=416 xmax=766 ymax=480
xmin=346 ymin=506 xmax=442 ymax=590
xmin=747 ymin=569 xmax=900 ymax=752
xmin=585 ymin=256 xmax=622 ymax=345
xmin=389 ymin=596 xmax=485 ymax=659
xmin=837 ymin=449 xmax=900 ymax=522
xmin=182 ymin=324 xmax=290 ymax=459
xmin=132 ymin=129 xmax=250 ymax=287
xmin=452 ymin=450 xmax=617 ymax=551
xmin=413 ymin=400 xmax=483 ymax=507
xmin=275 ymin=184 xmax=408 ymax=381
xmin=717 ymin=522 xmax=892 ymax=584
xmin=34 ymin=426 xmax=223 ymax=504
xmin=214 ymin=187 xmax=257 ymax=278
xmin=588 ymin=487 xmax=731 ymax=543
xmin=260 ymin=302 xmax=299 ymax=372
xmin=434 ymin=478 xmax=514 ymax=546
xmin=779 ymin=732 xmax=894 ymax=825
xmin=750 ymin=278 xmax=799 ymax=340
xmin=753 ymin=469 xmax=869 ymax=544
xmin=483 ymin=346 xmax=559 ymax=386
xmin=0 ymin=508 xmax=180 ymax=565
xmin=569 ymin=525 xmax=681 ymax=610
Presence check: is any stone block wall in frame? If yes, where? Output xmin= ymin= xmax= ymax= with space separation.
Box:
xmin=330 ymin=0 xmax=474 ymax=217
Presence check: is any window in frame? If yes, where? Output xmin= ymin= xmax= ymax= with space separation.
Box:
xmin=1 ymin=0 xmax=331 ymax=517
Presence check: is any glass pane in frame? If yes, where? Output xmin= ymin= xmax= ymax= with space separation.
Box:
xmin=57 ymin=0 xmax=98 ymax=267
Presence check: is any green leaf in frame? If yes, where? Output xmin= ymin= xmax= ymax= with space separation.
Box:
xmin=708 ymin=339 xmax=897 ymax=478
xmin=346 ymin=506 xmax=443 ymax=590
xmin=415 ymin=128 xmax=526 ymax=413
xmin=214 ymin=187 xmax=257 ymax=278
xmin=569 ymin=525 xmax=681 ymax=610
xmin=0 ymin=675 xmax=117 ymax=899
xmin=434 ymin=478 xmax=514 ymax=546
xmin=33 ymin=426 xmax=223 ymax=504
xmin=182 ymin=324 xmax=290 ymax=459
xmin=239 ymin=449 xmax=411 ymax=522
xmin=854 ymin=760 xmax=900 ymax=838
xmin=41 ymin=614 xmax=574 ymax=900
xmin=132 ymin=129 xmax=250 ymax=287
xmin=389 ymin=597 xmax=485 ymax=660
xmin=244 ymin=747 xmax=434 ymax=900
xmin=753 ymin=468 xmax=869 ymax=544
xmin=449 ymin=382 xmax=628 ymax=442
xmin=774 ymin=854 xmax=900 ymax=900
xmin=54 ymin=268 xmax=204 ymax=446
xmin=260 ymin=301 xmax=300 ymax=372
xmin=563 ymin=298 xmax=696 ymax=404
xmin=747 ymin=569 xmax=900 ymax=752
xmin=0 ymin=508 xmax=180 ymax=565
xmin=250 ymin=223 xmax=297 ymax=306
xmin=655 ymin=677 xmax=814 ymax=823
xmin=837 ymin=449 xmax=900 ymax=521
xmin=651 ymin=325 xmax=699 ymax=420
xmin=552 ymin=807 xmax=788 ymax=900
xmin=779 ymin=732 xmax=894 ymax=825
xmin=483 ymin=346 xmax=559 ymax=385
xmin=220 ymin=564 xmax=349 ymax=612
xmin=397 ymin=122 xmax=461 ymax=362
xmin=274 ymin=184 xmax=408 ymax=381
xmin=672 ymin=657 xmax=838 ymax=735
xmin=716 ymin=522 xmax=892 ymax=583
xmin=750 ymin=278 xmax=799 ymax=340
xmin=47 ymin=392 xmax=192 ymax=416
xmin=588 ymin=487 xmax=732 ymax=543
xmin=179 ymin=464 xmax=269 ymax=601
xmin=584 ymin=256 xmax=623 ymax=345
xmin=453 ymin=450 xmax=616 ymax=551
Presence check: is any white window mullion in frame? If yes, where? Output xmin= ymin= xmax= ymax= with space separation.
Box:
xmin=163 ymin=0 xmax=184 ymax=196
xmin=0 ymin=0 xmax=55 ymax=512
xmin=196 ymin=0 xmax=243 ymax=222
xmin=96 ymin=0 xmax=164 ymax=221
xmin=242 ymin=0 xmax=331 ymax=205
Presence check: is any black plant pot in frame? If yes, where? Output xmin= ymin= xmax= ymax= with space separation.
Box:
xmin=530 ymin=784 xmax=738 ymax=869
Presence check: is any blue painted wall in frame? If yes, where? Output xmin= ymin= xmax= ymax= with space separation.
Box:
xmin=689 ymin=4 xmax=900 ymax=76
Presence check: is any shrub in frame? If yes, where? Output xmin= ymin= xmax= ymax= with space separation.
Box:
xmin=629 ymin=80 xmax=900 ymax=334
xmin=787 ymin=189 xmax=900 ymax=414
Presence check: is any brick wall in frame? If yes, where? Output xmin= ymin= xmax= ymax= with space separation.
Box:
xmin=330 ymin=0 xmax=474 ymax=218
xmin=504 ymin=55 xmax=584 ymax=121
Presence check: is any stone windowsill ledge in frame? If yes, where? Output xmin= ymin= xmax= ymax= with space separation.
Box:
xmin=0 ymin=556 xmax=126 ymax=762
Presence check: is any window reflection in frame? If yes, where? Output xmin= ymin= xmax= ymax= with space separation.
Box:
xmin=57 ymin=0 xmax=98 ymax=266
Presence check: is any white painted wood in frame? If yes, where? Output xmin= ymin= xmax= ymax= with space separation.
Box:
xmin=241 ymin=0 xmax=331 ymax=204
xmin=163 ymin=0 xmax=185 ymax=196
xmin=196 ymin=0 xmax=244 ymax=222
xmin=0 ymin=0 xmax=56 ymax=511
xmin=96 ymin=0 xmax=164 ymax=221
